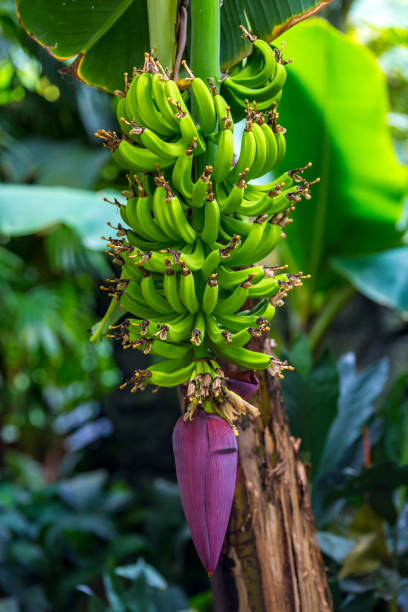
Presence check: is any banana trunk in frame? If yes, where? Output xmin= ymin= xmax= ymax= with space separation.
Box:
xmin=210 ymin=358 xmax=332 ymax=612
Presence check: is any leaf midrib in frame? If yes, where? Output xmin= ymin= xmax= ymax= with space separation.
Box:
xmin=81 ymin=0 xmax=134 ymax=54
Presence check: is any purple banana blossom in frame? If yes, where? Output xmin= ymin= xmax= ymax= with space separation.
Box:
xmin=227 ymin=370 xmax=259 ymax=400
xmin=172 ymin=411 xmax=237 ymax=575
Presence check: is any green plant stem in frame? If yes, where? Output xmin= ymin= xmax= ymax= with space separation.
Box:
xmin=190 ymin=0 xmax=220 ymax=172
xmin=146 ymin=0 xmax=178 ymax=68
xmin=90 ymin=299 xmax=122 ymax=344
xmin=308 ymin=284 xmax=355 ymax=352
xmin=388 ymin=599 xmax=398 ymax=612
xmin=190 ymin=0 xmax=220 ymax=81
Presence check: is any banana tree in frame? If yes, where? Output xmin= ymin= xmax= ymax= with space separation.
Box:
xmin=17 ymin=0 xmax=333 ymax=609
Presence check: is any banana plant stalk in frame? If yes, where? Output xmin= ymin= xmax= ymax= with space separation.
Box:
xmin=92 ymin=0 xmax=332 ymax=607
xmin=187 ymin=2 xmax=331 ymax=609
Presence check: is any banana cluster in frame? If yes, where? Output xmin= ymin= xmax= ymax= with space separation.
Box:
xmin=94 ymin=31 xmax=317 ymax=424
xmin=221 ymin=25 xmax=290 ymax=117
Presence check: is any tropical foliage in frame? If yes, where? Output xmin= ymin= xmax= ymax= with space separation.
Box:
xmin=1 ymin=0 xmax=407 ymax=609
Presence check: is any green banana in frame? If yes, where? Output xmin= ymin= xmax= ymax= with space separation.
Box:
xmin=236 ymin=185 xmax=283 ymax=216
xmin=148 ymin=361 xmax=197 ymax=387
xmin=200 ymin=236 xmax=241 ymax=281
xmin=191 ymin=310 xmax=206 ymax=346
xmin=231 ymin=31 xmax=277 ymax=88
xmin=166 ymin=191 xmax=197 ymax=244
xmin=248 ymin=222 xmax=282 ymax=262
xmin=151 ymin=70 xmax=181 ymax=131
xmin=259 ymin=119 xmax=278 ymax=175
xmin=171 ymin=139 xmax=196 ymax=199
xmin=121 ymin=290 xmax=165 ymax=321
xmin=163 ymin=261 xmax=185 ymax=313
xmin=228 ymin=121 xmax=256 ymax=183
xmin=206 ymin=314 xmax=260 ymax=348
xmin=135 ymin=190 xmax=169 ymax=242
xmin=215 ymin=303 xmax=275 ymax=332
xmin=221 ymin=214 xmax=252 ymax=238
xmin=128 ymin=250 xmax=168 ymax=274
xmin=226 ymin=218 xmax=268 ymax=266
xmin=134 ymin=71 xmax=176 ymax=137
xmin=165 ymin=312 xmax=196 ymax=343
xmin=214 ymin=277 xmax=252 ymax=315
xmin=247 ymin=277 xmax=281 ymax=298
xmin=216 ymin=171 xmax=247 ymax=213
xmin=191 ymin=166 xmax=212 ymax=207
xmin=151 ymin=339 xmax=192 ymax=360
xmin=122 ymin=261 xmax=144 ymax=284
xmin=200 ymin=192 xmax=220 ymax=245
xmin=169 ymin=99 xmax=200 ymax=147
xmin=140 ymin=270 xmax=171 ymax=314
xmin=247 ymin=120 xmax=267 ymax=180
xmin=116 ymin=96 xmax=142 ymax=144
xmin=174 ymin=239 xmax=205 ymax=271
xmin=209 ymin=340 xmax=271 ymax=370
xmin=124 ymin=196 xmax=143 ymax=235
xmin=212 ymin=115 xmax=234 ymax=183
xmin=202 ymin=274 xmax=219 ymax=314
xmin=222 ymin=82 xmax=283 ymax=114
xmin=217 ymin=265 xmax=265 ymax=290
xmin=124 ymin=74 xmax=145 ymax=128
xmin=207 ymin=79 xmax=234 ymax=131
xmin=183 ymin=61 xmax=216 ymax=134
xmin=152 ymin=183 xmax=174 ymax=239
xmin=130 ymin=125 xmax=185 ymax=160
xmin=275 ymin=130 xmax=286 ymax=166
xmin=164 ymin=78 xmax=189 ymax=115
xmin=179 ymin=262 xmax=199 ymax=313
xmin=223 ymin=62 xmax=287 ymax=103
xmin=201 ymin=248 xmax=223 ymax=281
xmin=113 ymin=140 xmax=174 ymax=173
xmin=126 ymin=230 xmax=179 ymax=252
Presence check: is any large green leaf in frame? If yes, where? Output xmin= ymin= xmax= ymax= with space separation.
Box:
xmin=17 ymin=0 xmax=330 ymax=92
xmin=17 ymin=0 xmax=150 ymax=92
xmin=332 ymin=247 xmax=408 ymax=314
xmin=312 ymin=353 xmax=388 ymax=520
xmin=316 ymin=353 xmax=388 ymax=482
xmin=275 ymin=19 xmax=407 ymax=300
xmin=0 ymin=184 xmax=121 ymax=250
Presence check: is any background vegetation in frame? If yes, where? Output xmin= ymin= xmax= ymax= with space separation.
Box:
xmin=0 ymin=0 xmax=407 ymax=609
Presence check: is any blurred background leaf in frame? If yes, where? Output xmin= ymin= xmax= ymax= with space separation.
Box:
xmin=0 ymin=184 xmax=122 ymax=250
xmin=274 ymin=18 xmax=407 ymax=321
xmin=332 ymin=246 xmax=408 ymax=314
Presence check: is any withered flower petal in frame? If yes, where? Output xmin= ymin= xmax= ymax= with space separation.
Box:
xmin=227 ymin=370 xmax=259 ymax=400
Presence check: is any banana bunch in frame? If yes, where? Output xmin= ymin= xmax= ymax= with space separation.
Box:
xmin=220 ymin=26 xmax=290 ymax=118
xmin=93 ymin=30 xmax=318 ymax=424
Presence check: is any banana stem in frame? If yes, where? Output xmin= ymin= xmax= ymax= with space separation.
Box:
xmin=190 ymin=0 xmax=220 ymax=82
xmin=308 ymin=284 xmax=355 ymax=353
xmin=146 ymin=0 xmax=178 ymax=68
xmin=90 ymin=299 xmax=122 ymax=344
xmin=190 ymin=0 xmax=220 ymax=174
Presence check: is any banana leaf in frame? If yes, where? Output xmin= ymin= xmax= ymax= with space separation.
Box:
xmin=17 ymin=0 xmax=330 ymax=92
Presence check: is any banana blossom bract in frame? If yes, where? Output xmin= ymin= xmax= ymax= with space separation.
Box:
xmin=172 ymin=411 xmax=238 ymax=575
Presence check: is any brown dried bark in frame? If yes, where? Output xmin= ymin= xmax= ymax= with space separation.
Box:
xmin=211 ymin=358 xmax=332 ymax=612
